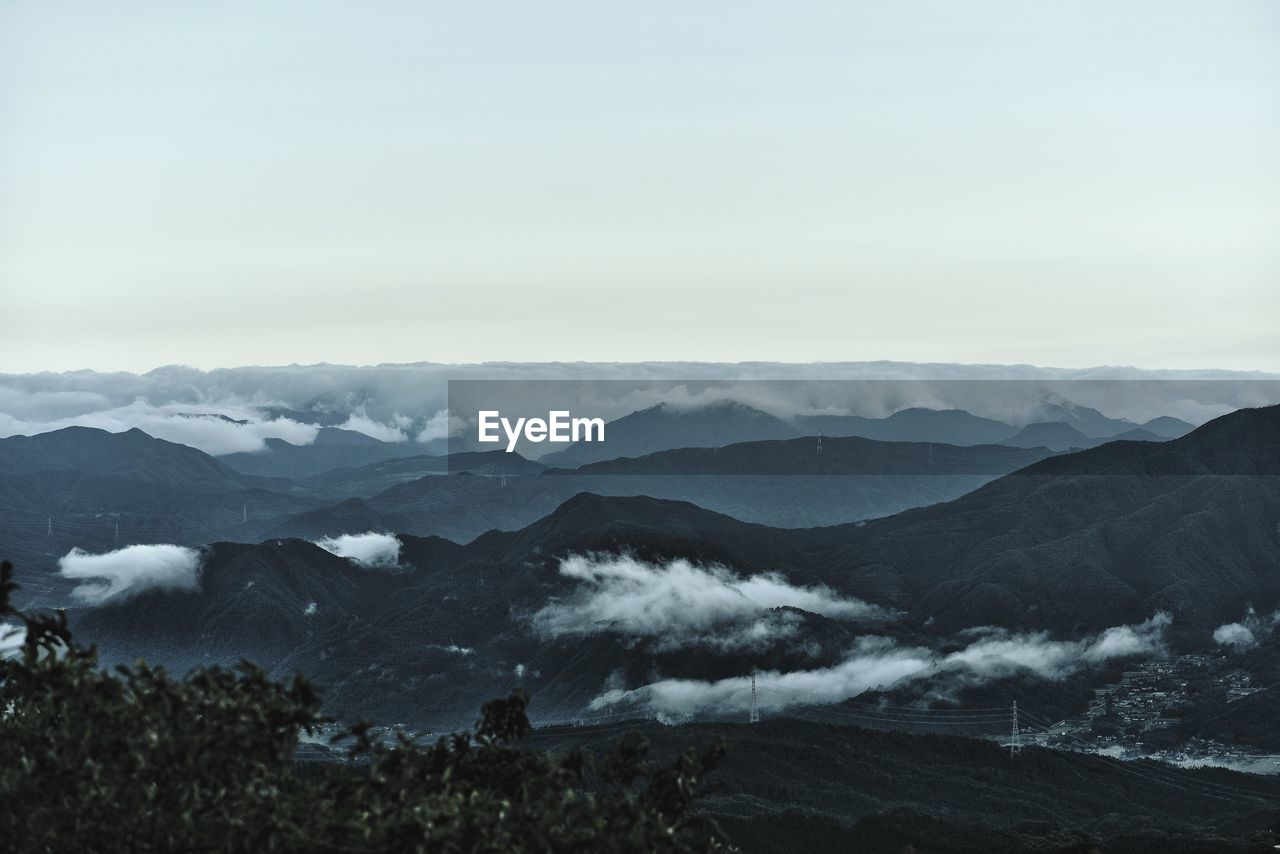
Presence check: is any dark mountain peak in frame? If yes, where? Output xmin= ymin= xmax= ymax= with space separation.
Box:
xmin=0 ymin=426 xmax=251 ymax=491
xmin=1178 ymin=402 xmax=1279 ymax=440
xmin=1018 ymin=403 xmax=1280 ymax=476
xmin=34 ymin=424 xmax=113 ymax=440
xmin=886 ymin=407 xmax=976 ymax=422
xmin=1142 ymin=415 xmax=1197 ymax=439
xmin=312 ymin=427 xmax=398 ymax=447
xmin=463 ymin=490 xmax=786 ymax=571
xmin=541 ymin=490 xmax=694 ymax=524
xmin=262 ymin=496 xmax=390 ymax=541
xmin=1164 ymin=404 xmax=1280 ymax=470
xmin=333 ymin=496 xmax=377 ymax=513
xmin=1032 ymin=395 xmax=1138 ymax=438
xmin=1000 ymin=421 xmax=1092 ymax=451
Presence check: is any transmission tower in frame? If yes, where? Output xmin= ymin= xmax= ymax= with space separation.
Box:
xmin=47 ymin=516 xmax=52 ymax=537
xmin=1009 ymin=700 xmax=1022 ymax=757
xmin=927 ymin=443 xmax=934 ymax=465
xmin=749 ymin=673 xmax=760 ymax=724
xmin=243 ymin=504 xmax=248 ymax=524
xmin=114 ymin=520 xmax=119 ymax=543
xmin=499 ymin=467 xmax=507 ymax=487
xmin=816 ymin=432 xmax=823 ymax=454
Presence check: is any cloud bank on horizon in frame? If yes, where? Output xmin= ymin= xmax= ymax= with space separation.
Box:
xmin=0 ymin=362 xmax=1278 ymax=457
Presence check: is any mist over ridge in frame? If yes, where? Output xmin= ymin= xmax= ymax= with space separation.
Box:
xmin=2 ymin=361 xmax=1277 ymax=458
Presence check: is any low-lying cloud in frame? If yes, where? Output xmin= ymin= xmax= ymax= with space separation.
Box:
xmin=58 ymin=544 xmax=203 ymax=605
xmin=0 ymin=392 xmax=318 ymax=456
xmin=1212 ymin=606 xmax=1280 ymax=651
xmin=589 ymin=613 xmax=1172 ymax=720
xmin=313 ymin=532 xmax=401 ymax=569
xmin=530 ymin=554 xmax=889 ymax=651
xmin=338 ymin=408 xmax=411 ymax=443
xmin=943 ymin=614 xmax=1172 ymax=682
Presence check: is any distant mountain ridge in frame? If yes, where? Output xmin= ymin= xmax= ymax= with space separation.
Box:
xmin=271 ymin=436 xmax=1060 ymax=541
xmin=1141 ymin=415 xmax=1197 ymax=439
xmin=0 ymin=426 xmax=258 ymax=492
xmin=550 ymin=435 xmax=1053 ymax=476
xmin=1031 ymin=396 xmax=1140 ymax=437
xmin=535 ymin=398 xmax=1194 ymax=465
xmin=794 ymin=408 xmax=1017 ymax=445
xmin=538 ymin=401 xmax=801 ymax=466
xmin=218 ymin=427 xmax=425 ymax=478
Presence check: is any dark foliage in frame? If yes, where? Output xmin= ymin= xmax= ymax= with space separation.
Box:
xmin=531 ymin=717 xmax=1280 ymax=854
xmin=0 ymin=561 xmax=734 ymax=853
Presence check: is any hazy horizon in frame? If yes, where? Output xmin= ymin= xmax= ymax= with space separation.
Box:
xmin=2 ymin=1 xmax=1277 ymax=373
xmin=3 ymin=361 xmax=1278 ymax=458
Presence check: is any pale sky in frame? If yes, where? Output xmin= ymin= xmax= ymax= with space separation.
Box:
xmin=1 ymin=1 xmax=1277 ymax=373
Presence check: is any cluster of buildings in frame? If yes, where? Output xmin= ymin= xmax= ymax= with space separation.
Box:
xmin=1025 ymin=654 xmax=1278 ymax=772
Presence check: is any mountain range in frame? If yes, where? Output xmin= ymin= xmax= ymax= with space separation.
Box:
xmin=536 ymin=398 xmax=1195 ymax=464
xmin=56 ymin=405 xmax=1280 ymax=732
xmin=0 ymin=425 xmax=1064 ymax=597
xmin=2 ymin=371 xmax=1272 ymax=852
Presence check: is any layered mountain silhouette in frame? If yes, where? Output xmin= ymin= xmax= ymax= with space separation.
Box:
xmin=1141 ymin=415 xmax=1197 ymax=439
xmin=269 ymin=436 xmax=1058 ymax=540
xmin=538 ymin=401 xmax=801 ymax=466
xmin=0 ymin=427 xmax=314 ymax=602
xmin=794 ymin=408 xmax=1017 ymax=445
xmin=997 ymin=421 xmax=1171 ymax=451
xmin=218 ymin=427 xmax=425 ymax=478
xmin=537 ymin=398 xmax=1191 ymax=467
xmin=999 ymin=420 xmax=1097 ymax=450
xmin=61 ymin=405 xmax=1280 ymax=731
xmin=552 ymin=435 xmax=1052 ymax=476
xmin=1030 ymin=396 xmax=1141 ymax=437
xmin=298 ymin=450 xmax=544 ymax=496
xmin=0 ymin=428 xmax=553 ymax=603
xmin=806 ymin=405 xmax=1280 ymax=632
